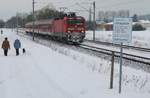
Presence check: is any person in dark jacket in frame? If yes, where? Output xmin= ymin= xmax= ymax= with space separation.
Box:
xmin=14 ymin=39 xmax=21 ymax=56
xmin=1 ymin=30 xmax=3 ymax=34
xmin=2 ymin=37 xmax=10 ymax=56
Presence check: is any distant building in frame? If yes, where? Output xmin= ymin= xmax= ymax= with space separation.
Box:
xmin=96 ymin=18 xmax=150 ymax=31
xmin=96 ymin=20 xmax=113 ymax=31
xmin=98 ymin=10 xmax=130 ymax=22
xmin=138 ymin=20 xmax=150 ymax=28
xmin=104 ymin=22 xmax=113 ymax=31
xmin=96 ymin=20 xmax=105 ymax=30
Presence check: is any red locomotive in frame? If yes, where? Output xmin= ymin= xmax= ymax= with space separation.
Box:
xmin=25 ymin=13 xmax=86 ymax=43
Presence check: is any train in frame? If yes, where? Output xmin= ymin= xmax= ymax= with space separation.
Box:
xmin=25 ymin=13 xmax=86 ymax=43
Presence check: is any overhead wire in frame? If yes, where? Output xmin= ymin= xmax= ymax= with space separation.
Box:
xmin=96 ymin=0 xmax=148 ymax=9
xmin=34 ymin=0 xmax=149 ymax=17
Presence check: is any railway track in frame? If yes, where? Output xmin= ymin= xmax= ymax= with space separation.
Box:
xmin=78 ymin=43 xmax=150 ymax=72
xmin=79 ymin=43 xmax=150 ymax=64
xmin=85 ymin=39 xmax=150 ymax=52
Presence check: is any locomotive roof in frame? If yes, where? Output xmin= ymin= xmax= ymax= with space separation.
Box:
xmin=26 ymin=19 xmax=53 ymax=26
xmin=26 ymin=16 xmax=85 ymax=26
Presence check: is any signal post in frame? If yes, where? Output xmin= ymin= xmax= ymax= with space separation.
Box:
xmin=113 ymin=18 xmax=132 ymax=93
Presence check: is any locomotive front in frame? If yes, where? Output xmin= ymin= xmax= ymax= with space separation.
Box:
xmin=64 ymin=15 xmax=86 ymax=43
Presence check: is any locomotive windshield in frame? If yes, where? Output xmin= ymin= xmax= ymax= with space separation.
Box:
xmin=67 ymin=19 xmax=83 ymax=25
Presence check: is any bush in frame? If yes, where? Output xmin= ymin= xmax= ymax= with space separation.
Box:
xmin=132 ymin=24 xmax=146 ymax=31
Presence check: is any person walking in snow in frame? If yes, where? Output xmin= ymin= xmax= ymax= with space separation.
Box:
xmin=1 ymin=30 xmax=3 ymax=34
xmin=14 ymin=39 xmax=21 ymax=56
xmin=1 ymin=37 xmax=10 ymax=56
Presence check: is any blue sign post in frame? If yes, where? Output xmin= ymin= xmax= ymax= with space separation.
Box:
xmin=113 ymin=18 xmax=132 ymax=93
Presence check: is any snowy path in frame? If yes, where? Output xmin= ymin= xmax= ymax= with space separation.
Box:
xmin=0 ymin=29 xmax=103 ymax=98
xmin=0 ymin=31 xmax=73 ymax=98
xmin=0 ymin=29 xmax=150 ymax=98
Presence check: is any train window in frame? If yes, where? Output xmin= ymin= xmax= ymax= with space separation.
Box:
xmin=67 ymin=19 xmax=83 ymax=25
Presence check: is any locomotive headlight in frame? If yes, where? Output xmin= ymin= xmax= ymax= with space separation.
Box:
xmin=80 ymin=28 xmax=85 ymax=31
xmin=68 ymin=31 xmax=71 ymax=33
xmin=81 ymin=30 xmax=84 ymax=33
xmin=68 ymin=28 xmax=74 ymax=30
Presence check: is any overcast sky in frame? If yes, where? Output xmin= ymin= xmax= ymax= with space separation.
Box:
xmin=0 ymin=0 xmax=150 ymax=21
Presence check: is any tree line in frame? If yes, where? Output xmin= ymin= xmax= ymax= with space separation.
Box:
xmin=0 ymin=5 xmax=64 ymax=28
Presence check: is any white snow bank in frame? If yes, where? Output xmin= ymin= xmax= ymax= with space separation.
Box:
xmin=86 ymin=30 xmax=150 ymax=48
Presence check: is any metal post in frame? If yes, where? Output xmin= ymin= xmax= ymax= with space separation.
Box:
xmin=16 ymin=13 xmax=18 ymax=34
xmin=32 ymin=0 xmax=35 ymax=41
xmin=110 ymin=51 xmax=114 ymax=89
xmin=119 ymin=42 xmax=123 ymax=93
xmin=93 ymin=1 xmax=96 ymax=41
xmin=89 ymin=7 xmax=92 ymax=30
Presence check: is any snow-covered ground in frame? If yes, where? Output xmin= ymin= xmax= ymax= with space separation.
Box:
xmin=86 ymin=30 xmax=150 ymax=48
xmin=0 ymin=29 xmax=150 ymax=98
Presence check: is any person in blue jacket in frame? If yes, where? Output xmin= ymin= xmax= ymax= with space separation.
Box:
xmin=14 ymin=39 xmax=21 ymax=56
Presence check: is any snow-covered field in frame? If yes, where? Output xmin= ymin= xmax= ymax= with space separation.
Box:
xmin=0 ymin=29 xmax=150 ymax=98
xmin=86 ymin=30 xmax=150 ymax=48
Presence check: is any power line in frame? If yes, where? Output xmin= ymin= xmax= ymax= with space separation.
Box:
xmin=59 ymin=7 xmax=68 ymax=12
xmin=75 ymin=2 xmax=93 ymax=13
xmin=97 ymin=0 xmax=147 ymax=9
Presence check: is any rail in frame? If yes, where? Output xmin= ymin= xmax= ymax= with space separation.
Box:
xmin=79 ymin=43 xmax=150 ymax=65
xmin=85 ymin=39 xmax=150 ymax=52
